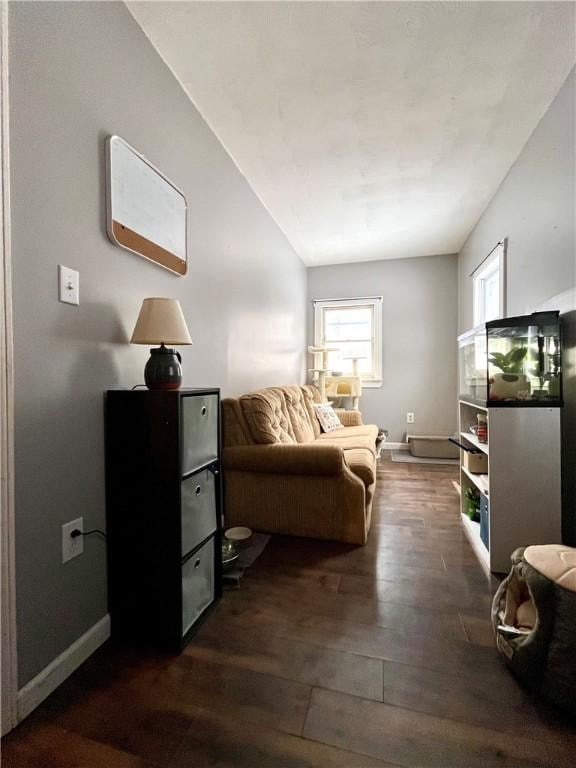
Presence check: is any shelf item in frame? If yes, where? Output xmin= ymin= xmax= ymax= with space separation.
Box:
xmin=462 ymin=450 xmax=488 ymax=475
xmin=105 ymin=388 xmax=222 ymax=650
xmin=476 ymin=413 xmax=488 ymax=443
xmin=458 ymin=311 xmax=563 ymax=407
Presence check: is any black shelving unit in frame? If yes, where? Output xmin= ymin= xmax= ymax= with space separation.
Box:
xmin=105 ymin=388 xmax=222 ymax=650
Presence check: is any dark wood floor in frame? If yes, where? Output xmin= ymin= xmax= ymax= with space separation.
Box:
xmin=3 ymin=455 xmax=575 ymax=767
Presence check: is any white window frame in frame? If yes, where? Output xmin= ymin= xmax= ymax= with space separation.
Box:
xmin=1 ymin=3 xmax=17 ymax=734
xmin=472 ymin=240 xmax=506 ymax=326
xmin=313 ymin=296 xmax=383 ymax=387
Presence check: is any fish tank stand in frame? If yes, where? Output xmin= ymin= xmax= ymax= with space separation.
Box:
xmin=457 ymin=312 xmax=563 ymax=573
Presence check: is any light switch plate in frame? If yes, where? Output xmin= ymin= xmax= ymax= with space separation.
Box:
xmin=62 ymin=517 xmax=83 ymax=563
xmin=58 ymin=265 xmax=79 ymax=305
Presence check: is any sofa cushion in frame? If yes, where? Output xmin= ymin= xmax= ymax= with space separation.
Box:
xmin=317 ymin=433 xmax=376 ymax=454
xmin=282 ymin=386 xmax=317 ymax=443
xmin=343 ymin=448 xmax=376 ymax=487
xmin=240 ymin=389 xmax=295 ymax=445
xmin=334 ymin=409 xmax=363 ymax=428
xmin=314 ymin=433 xmax=376 ymax=487
xmin=316 ymin=424 xmax=379 ymax=444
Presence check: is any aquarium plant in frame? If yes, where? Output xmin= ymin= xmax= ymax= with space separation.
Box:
xmin=465 ymin=487 xmax=480 ymax=521
xmin=488 ymin=346 xmax=530 ymax=400
xmin=489 ymin=347 xmax=527 ymax=376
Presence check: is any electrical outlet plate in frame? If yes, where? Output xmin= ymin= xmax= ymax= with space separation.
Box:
xmin=407 ymin=412 xmax=415 ymax=424
xmin=58 ymin=265 xmax=80 ymax=305
xmin=62 ymin=517 xmax=83 ymax=563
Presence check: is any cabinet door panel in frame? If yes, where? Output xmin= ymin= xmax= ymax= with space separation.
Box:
xmin=181 ymin=468 xmax=217 ymax=556
xmin=182 ymin=537 xmax=215 ymax=635
xmin=181 ymin=394 xmax=218 ymax=475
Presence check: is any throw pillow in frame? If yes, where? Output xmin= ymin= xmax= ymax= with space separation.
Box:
xmin=313 ymin=403 xmax=343 ymax=433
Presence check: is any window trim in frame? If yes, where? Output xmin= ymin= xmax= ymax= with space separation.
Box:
xmin=472 ymin=239 xmax=507 ymax=326
xmin=313 ymin=296 xmax=383 ymax=388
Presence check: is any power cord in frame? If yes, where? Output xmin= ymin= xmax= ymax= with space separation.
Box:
xmin=71 ymin=528 xmax=107 ymax=541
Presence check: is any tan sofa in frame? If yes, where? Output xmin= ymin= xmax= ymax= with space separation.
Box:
xmin=222 ymin=385 xmax=378 ymax=545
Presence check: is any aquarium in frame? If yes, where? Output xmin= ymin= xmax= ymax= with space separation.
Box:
xmin=487 ymin=312 xmax=562 ymax=404
xmin=458 ymin=326 xmax=488 ymax=404
xmin=458 ymin=311 xmax=562 ymax=406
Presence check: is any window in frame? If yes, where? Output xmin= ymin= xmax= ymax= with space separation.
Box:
xmin=313 ymin=297 xmax=382 ymax=386
xmin=473 ymin=241 xmax=506 ymax=326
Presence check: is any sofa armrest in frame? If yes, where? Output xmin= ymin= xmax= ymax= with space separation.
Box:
xmin=334 ymin=409 xmax=363 ymax=427
xmin=223 ymin=444 xmax=345 ymax=476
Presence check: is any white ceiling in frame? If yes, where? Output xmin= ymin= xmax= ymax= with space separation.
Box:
xmin=128 ymin=1 xmax=575 ymax=266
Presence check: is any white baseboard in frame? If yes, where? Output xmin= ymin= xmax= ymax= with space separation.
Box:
xmin=380 ymin=442 xmax=409 ymax=451
xmin=17 ymin=614 xmax=110 ymax=722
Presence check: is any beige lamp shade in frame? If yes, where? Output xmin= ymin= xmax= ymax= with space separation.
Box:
xmin=130 ymin=298 xmax=193 ymax=345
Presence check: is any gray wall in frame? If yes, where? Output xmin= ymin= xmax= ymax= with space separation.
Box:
xmin=457 ymin=68 xmax=576 ymax=544
xmin=307 ymin=254 xmax=459 ymax=442
xmin=458 ymin=68 xmax=575 ymax=330
xmin=10 ymin=1 xmax=306 ymax=687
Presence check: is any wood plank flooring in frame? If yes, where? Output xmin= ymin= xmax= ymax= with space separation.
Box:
xmin=3 ymin=455 xmax=575 ymax=767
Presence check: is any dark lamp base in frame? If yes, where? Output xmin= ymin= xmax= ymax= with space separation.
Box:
xmin=144 ymin=344 xmax=183 ymax=390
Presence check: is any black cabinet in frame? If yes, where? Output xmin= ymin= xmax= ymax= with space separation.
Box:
xmin=105 ymin=388 xmax=222 ymax=649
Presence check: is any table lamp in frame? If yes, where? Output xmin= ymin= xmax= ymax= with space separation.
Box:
xmin=130 ymin=298 xmax=192 ymax=390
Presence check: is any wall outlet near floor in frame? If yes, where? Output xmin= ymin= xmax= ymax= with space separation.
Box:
xmin=62 ymin=518 xmax=83 ymax=563
xmin=406 ymin=412 xmax=415 ymax=424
